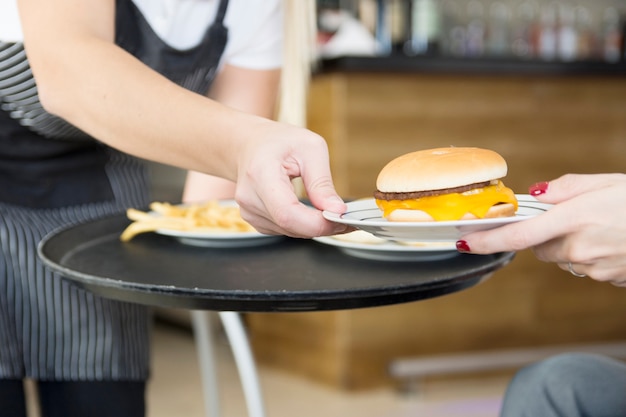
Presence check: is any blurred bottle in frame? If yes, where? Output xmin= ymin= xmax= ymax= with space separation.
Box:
xmin=538 ymin=3 xmax=558 ymax=61
xmin=511 ymin=1 xmax=540 ymax=59
xmin=406 ymin=0 xmax=441 ymax=55
xmin=486 ymin=1 xmax=512 ymax=57
xmin=622 ymin=12 xmax=626 ymax=61
xmin=465 ymin=0 xmax=486 ymax=57
xmin=574 ymin=5 xmax=594 ymax=61
xmin=358 ymin=0 xmax=378 ymax=35
xmin=557 ymin=3 xmax=578 ymax=61
xmin=375 ymin=0 xmax=393 ymax=55
xmin=387 ymin=0 xmax=411 ymax=54
xmin=440 ymin=0 xmax=467 ymax=57
xmin=601 ymin=6 xmax=623 ymax=62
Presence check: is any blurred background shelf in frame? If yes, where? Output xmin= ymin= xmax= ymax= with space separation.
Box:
xmin=319 ymin=55 xmax=626 ymax=76
xmin=315 ymin=0 xmax=626 ymax=75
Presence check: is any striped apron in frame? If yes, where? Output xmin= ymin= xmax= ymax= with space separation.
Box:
xmin=0 ymin=0 xmax=229 ymax=380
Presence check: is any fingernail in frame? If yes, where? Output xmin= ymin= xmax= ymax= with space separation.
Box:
xmin=529 ymin=181 xmax=549 ymax=196
xmin=456 ymin=240 xmax=471 ymax=253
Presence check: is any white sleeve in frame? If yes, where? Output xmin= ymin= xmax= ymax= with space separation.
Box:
xmin=0 ymin=1 xmax=24 ymax=42
xmin=221 ymin=0 xmax=284 ymax=70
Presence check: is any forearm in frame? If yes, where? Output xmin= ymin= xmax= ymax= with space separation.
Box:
xmin=19 ymin=1 xmax=263 ymax=180
xmin=45 ymin=44 xmax=268 ymax=179
xmin=182 ymin=65 xmax=280 ymax=203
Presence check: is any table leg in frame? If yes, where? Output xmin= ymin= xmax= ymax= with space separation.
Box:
xmin=191 ymin=310 xmax=221 ymax=417
xmin=218 ymin=311 xmax=266 ymax=417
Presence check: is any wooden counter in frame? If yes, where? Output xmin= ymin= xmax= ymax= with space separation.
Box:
xmin=246 ymin=71 xmax=626 ymax=390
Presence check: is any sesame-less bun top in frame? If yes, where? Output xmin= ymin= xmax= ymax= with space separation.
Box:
xmin=376 ymin=147 xmax=508 ymax=193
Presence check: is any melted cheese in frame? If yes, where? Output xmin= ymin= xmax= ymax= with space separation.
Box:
xmin=376 ymin=181 xmax=518 ymax=221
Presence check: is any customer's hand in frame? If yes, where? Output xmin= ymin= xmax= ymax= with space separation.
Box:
xmin=234 ymin=121 xmax=350 ymax=238
xmin=458 ymin=174 xmax=626 ymax=286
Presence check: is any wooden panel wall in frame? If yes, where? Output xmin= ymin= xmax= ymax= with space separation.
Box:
xmin=316 ymin=73 xmax=626 ymax=198
xmin=247 ymin=73 xmax=626 ymax=390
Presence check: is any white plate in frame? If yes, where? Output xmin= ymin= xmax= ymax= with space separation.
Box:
xmin=153 ymin=201 xmax=283 ymax=248
xmin=156 ymin=229 xmax=283 ymax=248
xmin=322 ymin=194 xmax=552 ymax=243
xmin=313 ymin=233 xmax=458 ymax=262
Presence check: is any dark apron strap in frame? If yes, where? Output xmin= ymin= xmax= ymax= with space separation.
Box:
xmin=115 ymin=0 xmax=230 ymax=94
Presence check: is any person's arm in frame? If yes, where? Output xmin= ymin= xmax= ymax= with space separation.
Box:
xmin=17 ymin=0 xmax=348 ymax=237
xmin=182 ymin=65 xmax=280 ymax=203
xmin=458 ymin=174 xmax=626 ymax=285
xmin=18 ymin=0 xmax=256 ymax=178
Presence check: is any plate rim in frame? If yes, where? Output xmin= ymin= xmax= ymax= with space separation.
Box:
xmin=313 ymin=235 xmax=457 ymax=253
xmin=155 ymin=228 xmax=269 ymax=240
xmin=323 ymin=194 xmax=551 ymax=227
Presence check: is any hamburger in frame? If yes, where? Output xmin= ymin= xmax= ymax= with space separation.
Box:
xmin=373 ymin=147 xmax=518 ymax=222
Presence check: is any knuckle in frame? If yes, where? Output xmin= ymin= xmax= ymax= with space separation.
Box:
xmin=531 ymin=247 xmax=550 ymax=263
xmin=565 ymin=242 xmax=592 ymax=264
xmin=307 ymin=175 xmax=334 ymax=193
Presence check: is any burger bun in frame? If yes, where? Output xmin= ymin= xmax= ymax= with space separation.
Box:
xmin=376 ymin=147 xmax=508 ymax=193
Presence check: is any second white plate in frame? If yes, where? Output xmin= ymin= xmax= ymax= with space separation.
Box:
xmin=156 ymin=229 xmax=284 ymax=248
xmin=314 ymin=234 xmax=458 ymax=262
xmin=152 ymin=200 xmax=283 ymax=248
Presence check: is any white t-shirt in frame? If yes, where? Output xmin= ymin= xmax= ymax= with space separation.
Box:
xmin=0 ymin=0 xmax=283 ymax=70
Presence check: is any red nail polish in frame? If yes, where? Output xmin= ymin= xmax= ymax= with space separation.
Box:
xmin=456 ymin=240 xmax=471 ymax=253
xmin=529 ymin=181 xmax=549 ymax=196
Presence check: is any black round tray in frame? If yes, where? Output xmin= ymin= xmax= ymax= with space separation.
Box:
xmin=38 ymin=214 xmax=515 ymax=312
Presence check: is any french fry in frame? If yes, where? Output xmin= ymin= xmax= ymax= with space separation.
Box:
xmin=120 ymin=200 xmax=255 ymax=241
xmin=126 ymin=208 xmax=156 ymax=222
xmin=120 ymin=217 xmax=195 ymax=241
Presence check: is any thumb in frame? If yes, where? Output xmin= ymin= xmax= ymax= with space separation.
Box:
xmin=298 ymin=155 xmax=346 ymax=214
xmin=304 ymin=174 xmax=346 ymax=214
xmin=530 ymin=173 xmax=622 ymax=204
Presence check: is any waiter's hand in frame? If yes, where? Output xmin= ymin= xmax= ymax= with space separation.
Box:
xmin=234 ymin=121 xmax=350 ymax=238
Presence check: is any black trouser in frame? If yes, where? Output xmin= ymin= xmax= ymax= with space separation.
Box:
xmin=0 ymin=379 xmax=146 ymax=417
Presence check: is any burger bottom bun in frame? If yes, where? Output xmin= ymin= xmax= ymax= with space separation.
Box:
xmin=386 ymin=203 xmax=517 ymax=222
